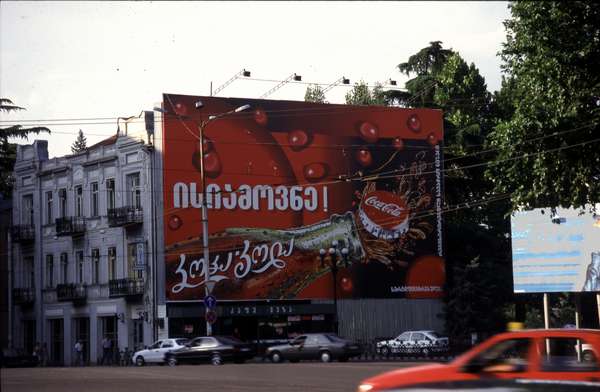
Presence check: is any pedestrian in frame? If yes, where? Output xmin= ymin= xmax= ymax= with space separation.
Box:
xmin=40 ymin=343 xmax=48 ymax=367
xmin=33 ymin=342 xmax=41 ymax=366
xmin=100 ymin=336 xmax=112 ymax=365
xmin=74 ymin=340 xmax=84 ymax=366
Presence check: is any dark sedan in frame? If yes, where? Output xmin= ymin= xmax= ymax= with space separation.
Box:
xmin=164 ymin=336 xmax=256 ymax=366
xmin=265 ymin=333 xmax=362 ymax=363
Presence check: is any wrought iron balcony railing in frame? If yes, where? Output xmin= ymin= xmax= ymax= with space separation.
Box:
xmin=56 ymin=283 xmax=87 ymax=304
xmin=13 ymin=288 xmax=35 ymax=306
xmin=55 ymin=217 xmax=86 ymax=236
xmin=11 ymin=225 xmax=35 ymax=243
xmin=109 ymin=278 xmax=144 ymax=299
xmin=107 ymin=206 xmax=143 ymax=227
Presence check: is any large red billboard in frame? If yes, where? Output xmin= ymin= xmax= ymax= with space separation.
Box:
xmin=162 ymin=94 xmax=444 ymax=302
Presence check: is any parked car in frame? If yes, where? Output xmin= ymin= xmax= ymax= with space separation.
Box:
xmin=0 ymin=348 xmax=39 ymax=368
xmin=376 ymin=330 xmax=449 ymax=357
xmin=266 ymin=333 xmax=362 ymax=363
xmin=358 ymin=329 xmax=600 ymax=392
xmin=133 ymin=338 xmax=189 ymax=366
xmin=164 ymin=336 xmax=256 ymax=366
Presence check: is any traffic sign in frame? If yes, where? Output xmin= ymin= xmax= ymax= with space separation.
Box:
xmin=203 ymin=295 xmax=217 ymax=309
xmin=205 ymin=309 xmax=217 ymax=325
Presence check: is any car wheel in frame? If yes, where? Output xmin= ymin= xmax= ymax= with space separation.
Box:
xmin=270 ymin=351 xmax=282 ymax=363
xmin=582 ymin=350 xmax=596 ymax=363
xmin=135 ymin=356 xmax=145 ymax=367
xmin=422 ymin=348 xmax=429 ymax=357
xmin=320 ymin=351 xmax=332 ymax=363
xmin=381 ymin=346 xmax=390 ymax=357
xmin=211 ymin=353 xmax=222 ymax=366
xmin=167 ymin=357 xmax=177 ymax=367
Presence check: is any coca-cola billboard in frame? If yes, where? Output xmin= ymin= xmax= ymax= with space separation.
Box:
xmin=161 ymin=94 xmax=445 ymax=301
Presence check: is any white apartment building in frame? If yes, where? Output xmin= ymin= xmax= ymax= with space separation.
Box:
xmin=10 ymin=122 xmax=162 ymax=366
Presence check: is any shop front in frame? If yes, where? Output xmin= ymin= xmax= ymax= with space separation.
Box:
xmin=167 ymin=301 xmax=335 ymax=347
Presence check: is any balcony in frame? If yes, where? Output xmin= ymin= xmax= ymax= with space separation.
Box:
xmin=13 ymin=288 xmax=35 ymax=306
xmin=109 ymin=278 xmax=144 ymax=301
xmin=108 ymin=206 xmax=143 ymax=227
xmin=11 ymin=225 xmax=35 ymax=243
xmin=55 ymin=217 xmax=86 ymax=236
xmin=56 ymin=283 xmax=87 ymax=305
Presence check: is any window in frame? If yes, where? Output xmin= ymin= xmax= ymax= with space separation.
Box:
xmin=126 ymin=173 xmax=141 ymax=209
xmin=467 ymin=338 xmax=530 ymax=373
xmin=90 ymin=182 xmax=98 ymax=217
xmin=59 ymin=188 xmax=67 ymax=218
xmin=46 ymin=254 xmax=54 ymax=288
xmin=128 ymin=243 xmax=144 ymax=279
xmin=46 ymin=191 xmax=53 ymax=224
xmin=108 ymin=247 xmax=116 ymax=280
xmin=74 ymin=186 xmax=83 ymax=217
xmin=150 ymin=341 xmax=162 ymax=349
xmin=91 ymin=248 xmax=99 ymax=284
xmin=541 ymin=337 xmax=599 ymax=372
xmin=24 ymin=256 xmax=34 ymax=288
xmin=60 ymin=253 xmax=68 ymax=283
xmin=106 ymin=179 xmax=115 ymax=211
xmin=22 ymin=195 xmax=34 ymax=225
xmin=161 ymin=341 xmax=173 ymax=348
xmin=76 ymin=251 xmax=84 ymax=284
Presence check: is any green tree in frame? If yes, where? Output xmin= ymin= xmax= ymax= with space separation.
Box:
xmin=71 ymin=129 xmax=87 ymax=153
xmin=304 ymin=84 xmax=327 ymax=103
xmin=388 ymin=41 xmax=454 ymax=107
xmin=394 ymin=42 xmax=513 ymax=348
xmin=345 ymin=81 xmax=387 ymax=106
xmin=486 ymin=1 xmax=600 ymax=210
xmin=0 ymin=98 xmax=50 ymax=197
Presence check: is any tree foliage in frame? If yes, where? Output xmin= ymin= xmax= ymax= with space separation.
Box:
xmin=394 ymin=42 xmax=513 ymax=347
xmin=0 ymin=98 xmax=50 ymax=197
xmin=71 ymin=129 xmax=87 ymax=153
xmin=345 ymin=81 xmax=387 ymax=106
xmin=486 ymin=1 xmax=600 ymax=210
xmin=304 ymin=84 xmax=327 ymax=103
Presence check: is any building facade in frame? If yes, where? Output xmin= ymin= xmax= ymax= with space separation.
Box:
xmin=10 ymin=129 xmax=160 ymax=365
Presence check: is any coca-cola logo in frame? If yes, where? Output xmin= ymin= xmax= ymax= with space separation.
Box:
xmin=360 ymin=191 xmax=409 ymax=237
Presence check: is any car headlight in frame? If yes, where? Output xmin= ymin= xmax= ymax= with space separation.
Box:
xmin=357 ymin=384 xmax=373 ymax=392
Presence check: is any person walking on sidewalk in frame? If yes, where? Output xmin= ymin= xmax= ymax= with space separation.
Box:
xmin=100 ymin=336 xmax=112 ymax=365
xmin=74 ymin=340 xmax=84 ymax=366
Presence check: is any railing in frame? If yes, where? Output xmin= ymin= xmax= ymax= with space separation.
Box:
xmin=107 ymin=206 xmax=143 ymax=227
xmin=56 ymin=283 xmax=87 ymax=304
xmin=11 ymin=225 xmax=35 ymax=242
xmin=109 ymin=278 xmax=144 ymax=299
xmin=55 ymin=217 xmax=86 ymax=236
xmin=13 ymin=288 xmax=35 ymax=305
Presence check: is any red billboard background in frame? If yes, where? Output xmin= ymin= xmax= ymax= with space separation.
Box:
xmin=162 ymin=94 xmax=445 ymax=301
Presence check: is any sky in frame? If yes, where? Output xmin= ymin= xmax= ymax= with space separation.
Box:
xmin=1 ymin=1 xmax=511 ymax=158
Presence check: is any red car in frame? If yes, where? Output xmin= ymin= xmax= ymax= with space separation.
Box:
xmin=358 ymin=329 xmax=600 ymax=391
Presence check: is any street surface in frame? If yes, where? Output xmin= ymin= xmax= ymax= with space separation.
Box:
xmin=1 ymin=361 xmax=427 ymax=392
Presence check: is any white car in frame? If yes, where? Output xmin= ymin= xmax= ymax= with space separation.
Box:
xmin=376 ymin=330 xmax=449 ymax=356
xmin=133 ymin=338 xmax=189 ymax=366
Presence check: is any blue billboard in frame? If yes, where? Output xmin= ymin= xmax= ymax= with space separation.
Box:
xmin=511 ymin=206 xmax=600 ymax=293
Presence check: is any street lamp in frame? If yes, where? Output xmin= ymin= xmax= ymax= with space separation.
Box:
xmin=319 ymin=240 xmax=349 ymax=335
xmin=155 ymin=100 xmax=251 ymax=336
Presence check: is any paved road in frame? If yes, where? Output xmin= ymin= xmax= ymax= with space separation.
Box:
xmin=1 ymin=361 xmax=427 ymax=392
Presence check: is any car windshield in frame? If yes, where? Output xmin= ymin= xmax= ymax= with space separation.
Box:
xmin=217 ymin=336 xmax=244 ymax=345
xmin=428 ymin=332 xmax=440 ymax=338
xmin=175 ymin=339 xmax=189 ymax=345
